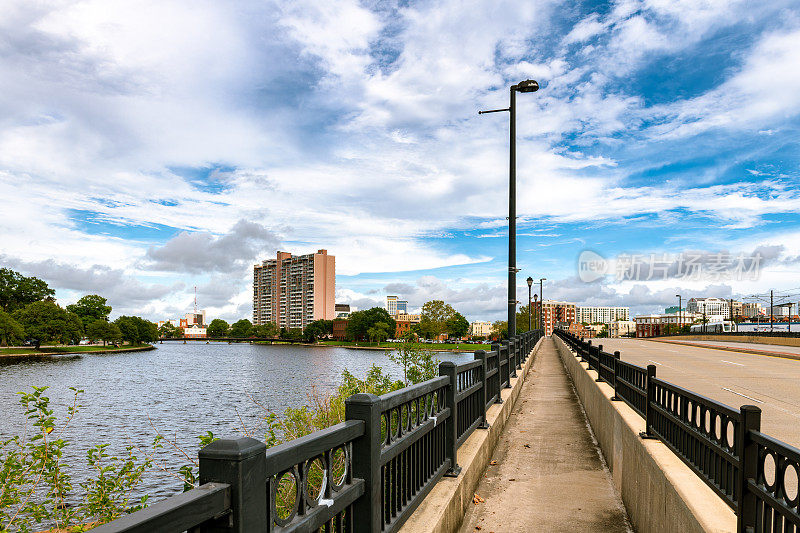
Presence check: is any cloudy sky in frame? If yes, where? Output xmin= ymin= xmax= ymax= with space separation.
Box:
xmin=2 ymin=0 xmax=800 ymax=322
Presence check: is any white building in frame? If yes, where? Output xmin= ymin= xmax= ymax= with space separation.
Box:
xmin=469 ymin=321 xmax=493 ymax=337
xmin=686 ymin=298 xmax=729 ymax=318
xmin=577 ymin=306 xmax=630 ymax=324
xmin=386 ymin=295 xmax=409 ymax=316
xmin=608 ymin=320 xmax=636 ymax=338
xmin=742 ymin=302 xmax=764 ymax=318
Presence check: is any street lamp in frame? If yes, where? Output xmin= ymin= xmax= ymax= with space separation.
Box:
xmin=533 ymin=294 xmax=539 ymax=331
xmin=676 ymin=294 xmax=681 ymax=336
xmin=527 ymin=276 xmax=533 ymax=332
xmin=479 ymin=79 xmax=540 ymax=338
xmin=539 ymin=278 xmax=546 ymax=332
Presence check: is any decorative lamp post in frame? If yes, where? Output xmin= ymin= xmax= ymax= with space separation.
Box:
xmin=527 ymin=277 xmax=533 ymax=332
xmin=479 ymin=79 xmax=540 ymax=338
xmin=533 ymin=293 xmax=539 ymax=331
xmin=676 ymin=294 xmax=682 ymax=336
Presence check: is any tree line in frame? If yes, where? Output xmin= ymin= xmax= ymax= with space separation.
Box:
xmin=0 ymin=268 xmax=158 ymax=347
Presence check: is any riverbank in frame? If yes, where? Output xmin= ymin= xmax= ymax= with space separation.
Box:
xmin=0 ymin=344 xmax=156 ymax=359
xmin=316 ymin=340 xmax=490 ymax=352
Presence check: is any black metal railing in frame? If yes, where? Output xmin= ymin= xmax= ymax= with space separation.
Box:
xmin=554 ymin=328 xmax=800 ymax=533
xmin=95 ymin=329 xmax=544 ymax=533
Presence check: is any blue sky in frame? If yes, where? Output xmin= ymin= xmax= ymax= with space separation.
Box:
xmin=1 ymin=0 xmax=800 ymax=322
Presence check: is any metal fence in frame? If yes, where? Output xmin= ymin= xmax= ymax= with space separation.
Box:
xmin=554 ymin=329 xmax=800 ymax=533
xmin=93 ymin=329 xmax=543 ymax=533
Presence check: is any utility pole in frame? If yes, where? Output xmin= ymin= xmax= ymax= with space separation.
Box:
xmin=771 ymin=289 xmax=774 ymax=333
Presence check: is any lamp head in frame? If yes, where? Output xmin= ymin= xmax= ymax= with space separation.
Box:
xmin=533 ymin=294 xmax=538 ymax=302
xmin=515 ymin=79 xmax=539 ymax=93
xmin=526 ymin=276 xmax=533 ymax=287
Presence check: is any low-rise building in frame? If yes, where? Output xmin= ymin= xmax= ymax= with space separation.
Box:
xmin=332 ymin=319 xmax=348 ymax=340
xmin=634 ymin=312 xmax=700 ymax=338
xmin=469 ymin=321 xmax=493 ymax=338
xmin=394 ymin=314 xmax=420 ymax=338
xmin=608 ymin=320 xmax=636 ymax=338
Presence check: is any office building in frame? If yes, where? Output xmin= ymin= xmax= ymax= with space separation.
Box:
xmin=577 ymin=306 xmax=629 ymax=324
xmin=386 ymin=296 xmax=409 ymax=316
xmin=253 ymin=250 xmax=335 ymax=329
xmin=686 ymin=297 xmax=729 ymax=319
xmin=608 ymin=320 xmax=636 ymax=338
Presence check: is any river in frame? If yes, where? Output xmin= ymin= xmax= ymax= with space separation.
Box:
xmin=0 ymin=342 xmax=474 ymax=504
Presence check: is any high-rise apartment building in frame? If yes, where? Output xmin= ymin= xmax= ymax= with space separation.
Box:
xmin=577 ymin=306 xmax=629 ymax=324
xmin=253 ymin=250 xmax=335 ymax=329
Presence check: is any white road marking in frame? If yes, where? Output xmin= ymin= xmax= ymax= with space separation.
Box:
xmin=722 ymin=388 xmax=763 ymax=403
xmin=721 ymin=360 xmax=744 ymax=366
xmin=648 ymin=360 xmax=662 ymax=365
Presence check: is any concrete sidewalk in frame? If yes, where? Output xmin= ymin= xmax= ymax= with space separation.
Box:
xmin=458 ymin=337 xmax=632 ymax=533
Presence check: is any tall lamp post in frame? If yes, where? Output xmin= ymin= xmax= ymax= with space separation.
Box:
xmin=526 ymin=277 xmax=533 ymax=332
xmin=676 ymin=294 xmax=681 ymax=336
xmin=539 ymin=277 xmax=546 ymax=332
xmin=479 ymin=79 xmax=540 ymax=338
xmin=533 ymin=294 xmax=539 ymax=331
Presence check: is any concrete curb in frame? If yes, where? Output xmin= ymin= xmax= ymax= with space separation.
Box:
xmin=648 ymin=338 xmax=800 ymax=361
xmin=553 ymin=335 xmax=735 ymax=533
xmin=398 ymin=337 xmax=545 ymax=533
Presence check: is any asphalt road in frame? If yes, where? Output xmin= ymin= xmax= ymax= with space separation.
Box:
xmin=592 ymin=338 xmax=800 ymax=449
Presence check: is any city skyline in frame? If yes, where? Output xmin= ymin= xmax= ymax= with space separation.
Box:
xmin=2 ymin=1 xmax=800 ymax=323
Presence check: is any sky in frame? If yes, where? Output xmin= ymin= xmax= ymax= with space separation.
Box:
xmin=2 ymin=0 xmax=800 ymax=322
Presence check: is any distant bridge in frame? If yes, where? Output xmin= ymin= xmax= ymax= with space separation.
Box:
xmin=158 ymin=336 xmax=306 ymax=344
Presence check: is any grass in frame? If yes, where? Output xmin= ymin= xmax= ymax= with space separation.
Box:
xmin=0 ymin=344 xmax=151 ymax=355
xmin=318 ymin=340 xmax=491 ymax=350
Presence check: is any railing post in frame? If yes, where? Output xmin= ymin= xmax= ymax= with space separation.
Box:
xmin=595 ymin=344 xmax=604 ymax=381
xmin=474 ymin=350 xmax=489 ymax=428
xmin=611 ymin=351 xmax=621 ymax=400
xmin=583 ymin=340 xmax=591 ymax=363
xmin=198 ymin=437 xmax=267 ymax=533
xmin=640 ymin=365 xmax=657 ymax=438
xmin=502 ymin=341 xmax=512 ymax=387
xmin=737 ymin=405 xmax=761 ymax=533
xmin=491 ymin=341 xmax=503 ymax=402
xmin=510 ymin=338 xmax=518 ymax=377
xmin=345 ymin=393 xmax=382 ymax=533
xmin=439 ymin=361 xmax=462 ymax=477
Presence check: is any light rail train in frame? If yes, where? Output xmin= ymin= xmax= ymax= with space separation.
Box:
xmin=690 ymin=321 xmax=800 ymax=333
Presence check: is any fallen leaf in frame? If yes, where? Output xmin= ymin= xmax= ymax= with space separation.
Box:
xmin=473 ymin=494 xmax=485 ymax=504
xmin=523 ymin=444 xmax=531 ymax=448
xmin=475 ymin=527 xmax=482 ymax=531
xmin=489 ymin=460 xmax=498 ymax=465
xmin=509 ymin=478 xmax=516 ymax=481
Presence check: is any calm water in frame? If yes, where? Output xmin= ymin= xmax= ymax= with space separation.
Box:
xmin=0 ymin=342 xmax=472 ymax=503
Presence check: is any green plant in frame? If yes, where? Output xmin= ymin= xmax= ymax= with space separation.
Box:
xmin=0 ymin=387 xmax=154 ymax=532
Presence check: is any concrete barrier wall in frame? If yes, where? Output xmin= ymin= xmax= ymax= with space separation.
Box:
xmin=553 ymin=336 xmax=735 ymax=533
xmin=661 ymin=334 xmax=800 ymax=347
xmin=399 ymin=337 xmax=544 ymax=533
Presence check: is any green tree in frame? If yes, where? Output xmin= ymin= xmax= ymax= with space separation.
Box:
xmin=0 ymin=309 xmax=25 ymax=346
xmin=388 ymin=345 xmax=439 ymax=386
xmin=206 ymin=319 xmax=230 ymax=338
xmin=12 ymin=301 xmax=82 ymax=344
xmin=0 ymin=268 xmax=56 ymax=313
xmin=445 ymin=311 xmax=469 ymax=339
xmin=86 ymin=319 xmax=123 ymax=345
xmin=491 ymin=320 xmax=507 ymax=340
xmin=66 ymin=294 xmax=112 ymax=329
xmin=230 ymin=319 xmax=254 ymax=337
xmin=253 ymin=321 xmax=279 ymax=338
xmin=345 ymin=308 xmax=396 ymax=341
xmin=158 ymin=322 xmax=182 ymax=339
xmin=366 ymin=321 xmax=390 ymax=343
xmin=418 ymin=300 xmax=455 ymax=339
xmin=303 ymin=319 xmax=333 ymax=342
xmin=114 ymin=316 xmax=158 ymax=344
xmin=515 ymin=304 xmax=540 ymax=333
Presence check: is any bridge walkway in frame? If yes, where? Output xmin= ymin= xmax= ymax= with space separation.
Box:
xmin=458 ymin=336 xmax=632 ymax=533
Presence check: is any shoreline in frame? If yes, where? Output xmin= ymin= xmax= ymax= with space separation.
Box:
xmin=254 ymin=341 xmax=489 ymax=353
xmin=0 ymin=344 xmax=156 ymax=359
